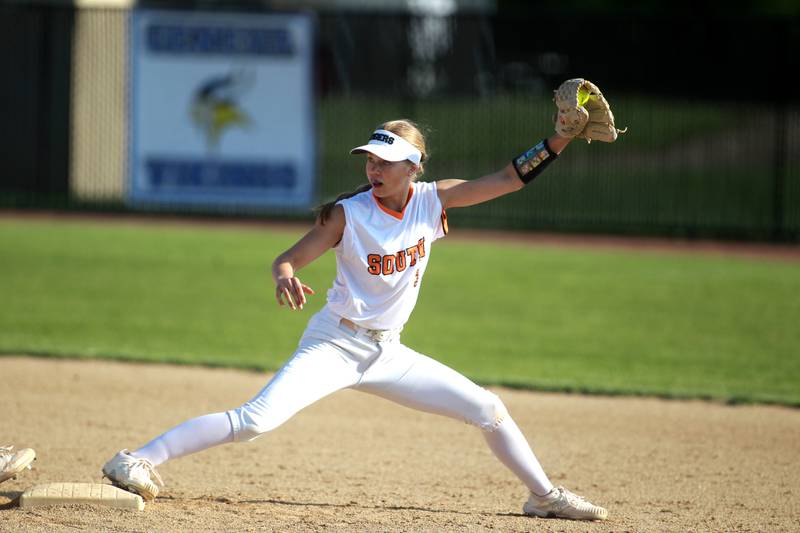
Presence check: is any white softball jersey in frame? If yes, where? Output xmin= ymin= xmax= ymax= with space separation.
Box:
xmin=326 ymin=181 xmax=448 ymax=330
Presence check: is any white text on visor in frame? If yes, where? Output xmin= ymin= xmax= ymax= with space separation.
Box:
xmin=349 ymin=129 xmax=422 ymax=165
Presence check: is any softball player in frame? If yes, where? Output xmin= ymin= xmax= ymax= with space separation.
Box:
xmin=102 ymin=119 xmax=608 ymax=521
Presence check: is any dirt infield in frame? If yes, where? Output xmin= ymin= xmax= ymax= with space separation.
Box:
xmin=1 ymin=357 xmax=799 ymax=532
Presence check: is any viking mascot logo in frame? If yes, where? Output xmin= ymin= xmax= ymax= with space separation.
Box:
xmin=190 ymin=70 xmax=254 ymax=152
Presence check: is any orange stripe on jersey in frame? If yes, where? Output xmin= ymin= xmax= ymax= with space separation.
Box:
xmin=441 ymin=209 xmax=449 ymax=235
xmin=372 ymin=185 xmax=414 ymax=220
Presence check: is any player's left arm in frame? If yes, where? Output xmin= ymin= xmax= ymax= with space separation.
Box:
xmin=436 ymin=134 xmax=570 ymax=209
xmin=437 ymin=78 xmax=624 ymax=210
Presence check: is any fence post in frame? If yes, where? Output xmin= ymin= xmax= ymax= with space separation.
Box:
xmin=772 ymin=103 xmax=787 ymax=241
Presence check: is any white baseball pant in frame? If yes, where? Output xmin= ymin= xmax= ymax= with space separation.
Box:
xmin=228 ymin=306 xmax=508 ymax=438
xmin=134 ymin=306 xmax=554 ymax=496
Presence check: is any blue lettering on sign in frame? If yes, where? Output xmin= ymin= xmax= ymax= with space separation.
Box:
xmin=146 ymin=159 xmax=296 ymax=190
xmin=146 ymin=25 xmax=294 ymax=56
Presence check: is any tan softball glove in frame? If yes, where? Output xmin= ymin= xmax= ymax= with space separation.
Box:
xmin=554 ymin=78 xmax=626 ymax=143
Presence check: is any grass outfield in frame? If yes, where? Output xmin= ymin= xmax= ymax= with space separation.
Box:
xmin=1 ymin=218 xmax=798 ymax=406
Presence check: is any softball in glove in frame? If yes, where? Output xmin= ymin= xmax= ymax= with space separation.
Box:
xmin=554 ymin=78 xmax=626 ymax=143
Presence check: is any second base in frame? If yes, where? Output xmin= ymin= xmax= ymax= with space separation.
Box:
xmin=19 ymin=482 xmax=145 ymax=510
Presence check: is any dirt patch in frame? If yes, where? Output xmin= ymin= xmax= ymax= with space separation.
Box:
xmin=1 ymin=356 xmax=798 ymax=532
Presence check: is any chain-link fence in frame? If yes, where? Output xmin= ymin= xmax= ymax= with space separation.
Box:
xmin=1 ymin=3 xmax=798 ymax=240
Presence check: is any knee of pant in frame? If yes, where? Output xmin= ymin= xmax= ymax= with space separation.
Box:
xmin=228 ymin=404 xmax=284 ymax=442
xmin=473 ymin=391 xmax=508 ymax=433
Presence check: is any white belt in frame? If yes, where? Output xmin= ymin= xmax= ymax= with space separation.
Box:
xmin=338 ymin=317 xmax=399 ymax=343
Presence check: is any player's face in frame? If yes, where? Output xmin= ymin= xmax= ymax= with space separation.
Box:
xmin=365 ymin=154 xmax=416 ymax=209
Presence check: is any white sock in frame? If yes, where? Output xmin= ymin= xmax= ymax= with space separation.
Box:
xmin=483 ymin=417 xmax=554 ymax=497
xmin=132 ymin=412 xmax=234 ymax=466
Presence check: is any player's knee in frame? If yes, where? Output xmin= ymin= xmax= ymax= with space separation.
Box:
xmin=227 ymin=403 xmax=286 ymax=442
xmin=473 ymin=390 xmax=508 ymax=432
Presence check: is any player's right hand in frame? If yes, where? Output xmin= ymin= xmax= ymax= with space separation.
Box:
xmin=275 ymin=276 xmax=315 ymax=310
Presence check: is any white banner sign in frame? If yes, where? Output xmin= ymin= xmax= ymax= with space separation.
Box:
xmin=129 ymin=9 xmax=315 ymax=210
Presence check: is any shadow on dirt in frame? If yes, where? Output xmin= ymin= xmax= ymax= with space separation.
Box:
xmin=0 ymin=491 xmax=21 ymax=510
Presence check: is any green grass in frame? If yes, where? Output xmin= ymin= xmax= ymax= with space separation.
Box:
xmin=1 ymin=218 xmax=799 ymax=405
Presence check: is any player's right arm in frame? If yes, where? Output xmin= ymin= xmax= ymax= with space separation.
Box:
xmin=272 ymin=204 xmax=346 ymax=310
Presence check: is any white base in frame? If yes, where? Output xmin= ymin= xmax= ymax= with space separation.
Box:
xmin=19 ymin=482 xmax=145 ymax=511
